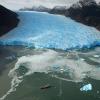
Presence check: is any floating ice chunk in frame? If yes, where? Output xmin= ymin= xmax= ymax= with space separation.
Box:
xmin=93 ymin=55 xmax=99 ymax=58
xmin=80 ymin=58 xmax=85 ymax=61
xmin=80 ymin=84 xmax=92 ymax=91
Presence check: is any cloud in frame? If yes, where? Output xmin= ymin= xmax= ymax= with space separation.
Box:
xmin=0 ymin=0 xmax=100 ymax=10
xmin=0 ymin=0 xmax=79 ymax=10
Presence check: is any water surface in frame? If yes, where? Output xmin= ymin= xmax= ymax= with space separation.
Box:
xmin=0 ymin=46 xmax=100 ymax=100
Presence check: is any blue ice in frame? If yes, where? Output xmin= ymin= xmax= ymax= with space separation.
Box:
xmin=80 ymin=84 xmax=92 ymax=91
xmin=0 ymin=11 xmax=100 ymax=50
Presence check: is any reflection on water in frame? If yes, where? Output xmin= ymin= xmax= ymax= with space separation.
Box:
xmin=0 ymin=46 xmax=100 ymax=100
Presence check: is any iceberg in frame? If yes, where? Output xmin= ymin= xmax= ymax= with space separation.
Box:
xmin=0 ymin=11 xmax=100 ymax=50
xmin=80 ymin=84 xmax=92 ymax=91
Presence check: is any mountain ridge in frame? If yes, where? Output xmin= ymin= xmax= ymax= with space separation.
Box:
xmin=20 ymin=0 xmax=100 ymax=31
xmin=0 ymin=5 xmax=19 ymax=36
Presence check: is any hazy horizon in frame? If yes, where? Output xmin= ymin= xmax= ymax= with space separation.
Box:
xmin=0 ymin=0 xmax=100 ymax=10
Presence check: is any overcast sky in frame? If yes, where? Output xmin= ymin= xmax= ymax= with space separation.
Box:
xmin=0 ymin=0 xmax=100 ymax=10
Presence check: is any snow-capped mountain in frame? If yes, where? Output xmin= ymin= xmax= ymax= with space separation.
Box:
xmin=20 ymin=5 xmax=50 ymax=12
xmin=66 ymin=0 xmax=100 ymax=30
xmin=72 ymin=0 xmax=96 ymax=8
xmin=19 ymin=0 xmax=100 ymax=31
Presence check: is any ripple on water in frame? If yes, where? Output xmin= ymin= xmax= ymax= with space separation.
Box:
xmin=0 ymin=47 xmax=100 ymax=100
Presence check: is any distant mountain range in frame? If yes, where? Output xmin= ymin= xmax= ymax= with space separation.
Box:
xmin=20 ymin=0 xmax=100 ymax=31
xmin=0 ymin=5 xmax=19 ymax=36
xmin=20 ymin=6 xmax=51 ymax=12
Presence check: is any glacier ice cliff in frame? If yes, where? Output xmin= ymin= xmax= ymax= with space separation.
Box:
xmin=0 ymin=11 xmax=100 ymax=50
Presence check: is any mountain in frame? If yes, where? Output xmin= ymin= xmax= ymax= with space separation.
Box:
xmin=20 ymin=5 xmax=50 ymax=12
xmin=65 ymin=0 xmax=100 ymax=30
xmin=49 ymin=0 xmax=100 ymax=31
xmin=0 ymin=5 xmax=19 ymax=36
xmin=49 ymin=6 xmax=67 ymax=15
xmin=20 ymin=0 xmax=100 ymax=31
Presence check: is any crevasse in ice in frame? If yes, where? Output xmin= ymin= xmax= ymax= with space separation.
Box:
xmin=0 ymin=11 xmax=100 ymax=50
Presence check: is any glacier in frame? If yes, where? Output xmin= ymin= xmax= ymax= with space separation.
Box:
xmin=0 ymin=11 xmax=100 ymax=50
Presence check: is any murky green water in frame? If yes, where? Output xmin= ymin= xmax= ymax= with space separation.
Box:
xmin=0 ymin=46 xmax=100 ymax=100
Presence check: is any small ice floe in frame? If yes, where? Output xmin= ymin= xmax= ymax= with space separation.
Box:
xmin=80 ymin=58 xmax=85 ymax=61
xmin=60 ymin=69 xmax=64 ymax=73
xmin=93 ymin=55 xmax=99 ymax=58
xmin=80 ymin=84 xmax=92 ymax=92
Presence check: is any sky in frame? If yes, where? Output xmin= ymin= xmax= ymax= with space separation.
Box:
xmin=0 ymin=0 xmax=100 ymax=10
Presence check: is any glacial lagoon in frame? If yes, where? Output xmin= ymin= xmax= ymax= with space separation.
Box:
xmin=0 ymin=11 xmax=100 ymax=100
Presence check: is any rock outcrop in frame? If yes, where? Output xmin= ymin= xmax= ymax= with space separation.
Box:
xmin=0 ymin=5 xmax=19 ymax=36
xmin=66 ymin=0 xmax=100 ymax=30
